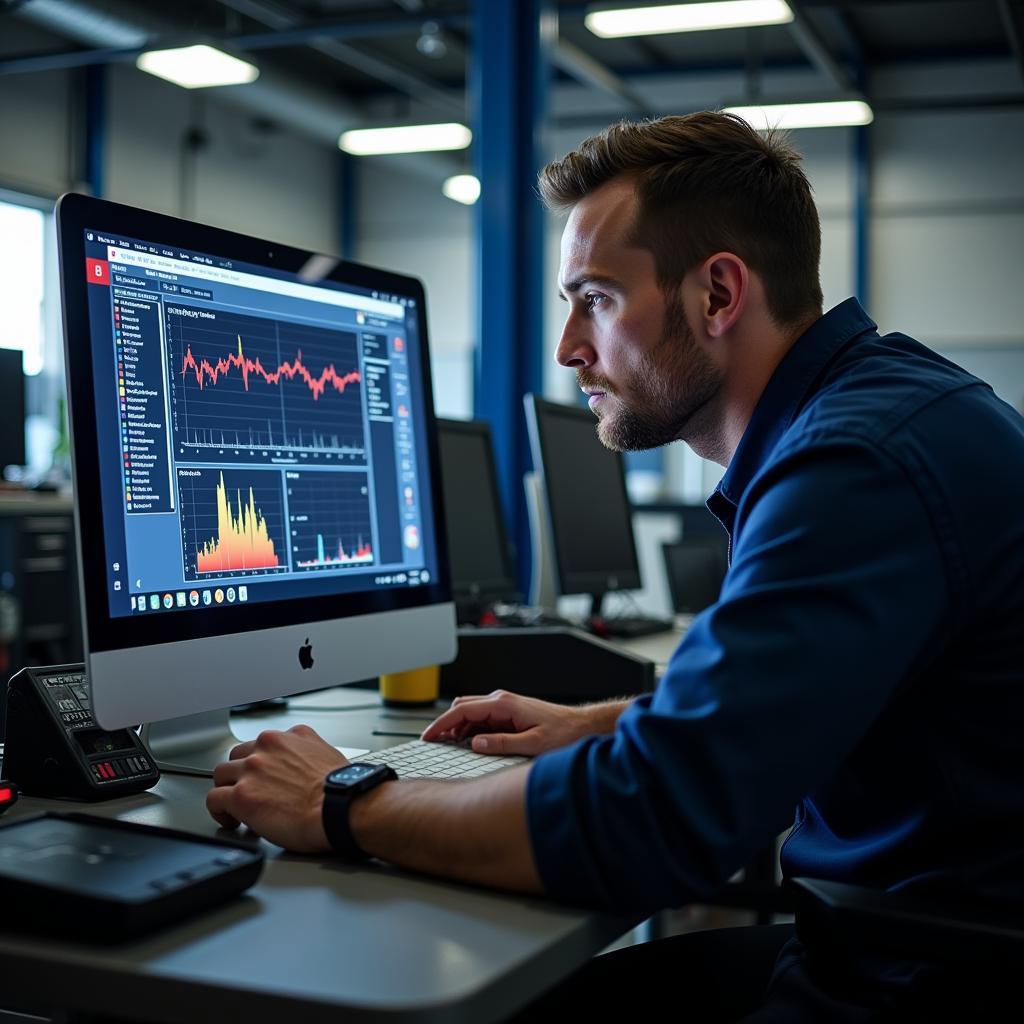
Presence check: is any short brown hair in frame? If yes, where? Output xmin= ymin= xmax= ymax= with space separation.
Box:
xmin=539 ymin=111 xmax=823 ymax=327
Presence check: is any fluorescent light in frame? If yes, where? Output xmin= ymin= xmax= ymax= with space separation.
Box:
xmin=136 ymin=45 xmax=259 ymax=89
xmin=442 ymin=175 xmax=480 ymax=205
xmin=724 ymin=100 xmax=874 ymax=130
xmin=339 ymin=123 xmax=472 ymax=156
xmin=586 ymin=1 xmax=792 ymax=38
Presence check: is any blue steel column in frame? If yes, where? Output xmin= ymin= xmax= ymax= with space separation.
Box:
xmin=338 ymin=152 xmax=358 ymax=261
xmin=472 ymin=0 xmax=552 ymax=592
xmin=853 ymin=61 xmax=871 ymax=311
xmin=853 ymin=123 xmax=871 ymax=311
xmin=85 ymin=64 xmax=106 ymax=197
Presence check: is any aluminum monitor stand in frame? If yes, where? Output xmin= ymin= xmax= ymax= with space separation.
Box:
xmin=140 ymin=709 xmax=242 ymax=777
xmin=523 ymin=471 xmax=557 ymax=609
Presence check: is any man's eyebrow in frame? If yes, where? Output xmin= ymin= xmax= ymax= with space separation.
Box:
xmin=557 ymin=274 xmax=621 ymax=301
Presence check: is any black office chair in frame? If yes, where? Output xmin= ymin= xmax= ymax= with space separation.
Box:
xmin=662 ymin=538 xmax=727 ymax=615
xmin=789 ymin=876 xmax=1024 ymax=965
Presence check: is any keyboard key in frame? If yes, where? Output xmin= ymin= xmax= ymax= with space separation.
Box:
xmin=360 ymin=739 xmax=527 ymax=779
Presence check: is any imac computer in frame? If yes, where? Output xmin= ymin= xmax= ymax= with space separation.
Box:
xmin=436 ymin=418 xmax=521 ymax=623
xmin=56 ymin=193 xmax=455 ymax=773
xmin=524 ymin=394 xmax=672 ymax=638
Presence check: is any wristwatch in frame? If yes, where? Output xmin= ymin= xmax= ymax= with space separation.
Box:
xmin=322 ymin=763 xmax=397 ymax=861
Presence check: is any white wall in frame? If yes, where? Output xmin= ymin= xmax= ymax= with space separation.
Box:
xmin=355 ymin=161 xmax=475 ymax=418
xmin=870 ymin=106 xmax=1024 ymax=370
xmin=103 ymin=66 xmax=341 ymax=253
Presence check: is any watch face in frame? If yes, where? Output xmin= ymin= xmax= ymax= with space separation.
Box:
xmin=328 ymin=764 xmax=379 ymax=786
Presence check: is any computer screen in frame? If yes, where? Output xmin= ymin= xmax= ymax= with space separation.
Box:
xmin=524 ymin=395 xmax=641 ymax=606
xmin=57 ymin=194 xmax=454 ymax=766
xmin=0 ymin=348 xmax=26 ymax=471
xmin=437 ymin=418 xmax=518 ymax=616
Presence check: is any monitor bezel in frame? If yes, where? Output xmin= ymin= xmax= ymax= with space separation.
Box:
xmin=525 ymin=393 xmax=642 ymax=597
xmin=57 ymin=192 xmax=452 ymax=656
xmin=437 ymin=417 xmax=519 ymax=604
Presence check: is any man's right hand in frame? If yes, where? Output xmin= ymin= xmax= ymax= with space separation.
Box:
xmin=421 ymin=691 xmax=628 ymax=757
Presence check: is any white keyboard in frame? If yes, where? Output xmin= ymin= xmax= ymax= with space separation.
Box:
xmin=359 ymin=739 xmax=528 ymax=779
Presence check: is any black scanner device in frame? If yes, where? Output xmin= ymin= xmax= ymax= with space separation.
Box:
xmin=3 ymin=663 xmax=160 ymax=800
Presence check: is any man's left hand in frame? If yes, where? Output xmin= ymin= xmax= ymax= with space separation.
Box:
xmin=207 ymin=723 xmax=346 ymax=852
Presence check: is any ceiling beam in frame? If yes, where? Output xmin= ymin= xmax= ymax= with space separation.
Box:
xmin=997 ymin=0 xmax=1024 ymax=83
xmin=227 ymin=16 xmax=470 ymax=48
xmin=785 ymin=1 xmax=856 ymax=92
xmin=0 ymin=7 xmax=471 ymax=76
xmin=0 ymin=44 xmax=138 ymax=74
xmin=213 ymin=0 xmax=464 ymax=116
xmin=817 ymin=6 xmax=865 ymax=67
xmin=552 ymin=38 xmax=650 ymax=113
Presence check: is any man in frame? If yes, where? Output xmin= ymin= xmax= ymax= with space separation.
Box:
xmin=207 ymin=112 xmax=1024 ymax=1018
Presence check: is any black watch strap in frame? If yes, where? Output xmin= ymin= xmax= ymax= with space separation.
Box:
xmin=322 ymin=764 xmax=397 ymax=861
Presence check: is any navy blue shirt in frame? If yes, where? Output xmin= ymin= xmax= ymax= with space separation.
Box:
xmin=527 ymin=298 xmax=1024 ymax=917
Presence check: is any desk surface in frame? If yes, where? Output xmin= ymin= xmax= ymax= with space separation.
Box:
xmin=0 ymin=692 xmax=638 ymax=1024
xmin=611 ymin=616 xmax=690 ymax=675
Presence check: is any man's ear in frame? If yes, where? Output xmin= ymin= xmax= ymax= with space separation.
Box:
xmin=696 ymin=252 xmax=748 ymax=338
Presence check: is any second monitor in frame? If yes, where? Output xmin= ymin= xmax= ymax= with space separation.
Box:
xmin=437 ymin=418 xmax=520 ymax=621
xmin=525 ymin=395 xmax=671 ymax=637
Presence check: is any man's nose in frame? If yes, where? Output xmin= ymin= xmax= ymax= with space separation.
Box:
xmin=555 ymin=311 xmax=594 ymax=369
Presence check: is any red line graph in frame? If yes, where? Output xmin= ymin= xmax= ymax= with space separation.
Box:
xmin=181 ymin=335 xmax=360 ymax=401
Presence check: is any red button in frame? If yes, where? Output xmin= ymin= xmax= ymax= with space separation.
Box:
xmin=86 ymin=258 xmax=110 ymax=286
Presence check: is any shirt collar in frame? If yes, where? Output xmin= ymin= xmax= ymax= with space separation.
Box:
xmin=713 ymin=297 xmax=877 ymax=510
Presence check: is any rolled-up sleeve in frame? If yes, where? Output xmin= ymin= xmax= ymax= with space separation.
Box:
xmin=526 ymin=439 xmax=951 ymax=913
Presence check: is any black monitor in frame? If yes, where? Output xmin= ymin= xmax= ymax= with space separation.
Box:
xmin=0 ymin=349 xmax=26 ymax=471
xmin=662 ymin=538 xmax=726 ymax=614
xmin=437 ymin=418 xmax=519 ymax=620
xmin=525 ymin=394 xmax=641 ymax=616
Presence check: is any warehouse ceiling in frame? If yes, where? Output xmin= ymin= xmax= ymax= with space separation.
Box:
xmin=2 ymin=0 xmax=1023 ymax=125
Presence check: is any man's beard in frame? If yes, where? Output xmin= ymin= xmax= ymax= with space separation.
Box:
xmin=578 ymin=296 xmax=722 ymax=452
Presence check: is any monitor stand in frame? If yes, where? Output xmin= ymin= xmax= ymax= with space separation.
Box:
xmin=140 ymin=708 xmax=242 ymax=777
xmin=139 ymin=705 xmax=372 ymax=776
xmin=524 ymin=471 xmax=557 ymax=608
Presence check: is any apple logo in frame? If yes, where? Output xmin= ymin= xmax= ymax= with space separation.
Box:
xmin=298 ymin=638 xmax=314 ymax=670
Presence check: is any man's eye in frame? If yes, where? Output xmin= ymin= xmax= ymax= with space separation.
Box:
xmin=585 ymin=293 xmax=606 ymax=311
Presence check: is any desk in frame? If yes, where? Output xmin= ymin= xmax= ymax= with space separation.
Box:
xmin=0 ymin=691 xmax=639 ymax=1024
xmin=612 ymin=615 xmax=691 ymax=676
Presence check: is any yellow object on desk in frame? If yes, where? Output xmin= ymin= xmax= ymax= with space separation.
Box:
xmin=379 ymin=664 xmax=440 ymax=707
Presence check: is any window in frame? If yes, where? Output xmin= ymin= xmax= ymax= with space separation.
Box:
xmin=0 ymin=199 xmax=46 ymax=376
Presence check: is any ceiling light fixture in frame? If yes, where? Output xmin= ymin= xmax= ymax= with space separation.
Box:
xmin=338 ymin=123 xmax=472 ymax=156
xmin=416 ymin=21 xmax=448 ymax=59
xmin=442 ymin=175 xmax=481 ymax=205
xmin=136 ymin=45 xmax=259 ymax=89
xmin=724 ymin=99 xmax=874 ymax=130
xmin=585 ymin=0 xmax=793 ymax=38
